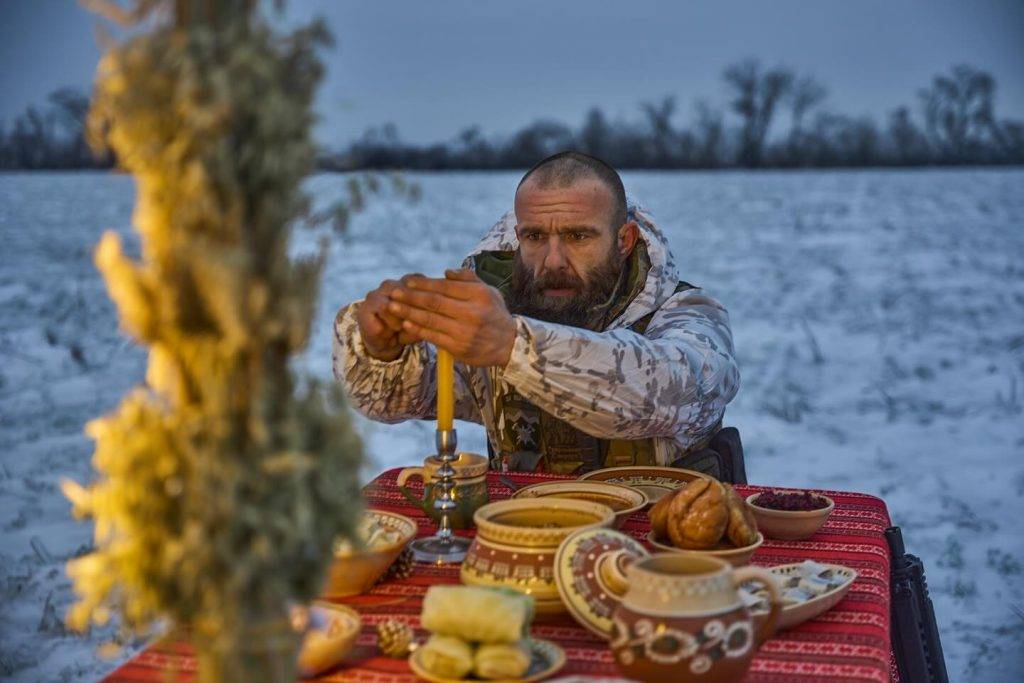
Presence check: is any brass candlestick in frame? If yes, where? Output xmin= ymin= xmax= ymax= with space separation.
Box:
xmin=409 ymin=428 xmax=472 ymax=563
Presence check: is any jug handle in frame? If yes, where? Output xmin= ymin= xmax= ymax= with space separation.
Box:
xmin=732 ymin=566 xmax=782 ymax=645
xmin=597 ymin=549 xmax=638 ymax=598
xmin=396 ymin=467 xmax=428 ymax=512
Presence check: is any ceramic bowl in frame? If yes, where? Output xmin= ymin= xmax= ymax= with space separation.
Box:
xmin=745 ymin=492 xmax=835 ymax=541
xmin=579 ymin=466 xmax=707 ymax=502
xmin=322 ymin=510 xmax=417 ymax=597
xmin=295 ymin=602 xmax=362 ymax=677
xmin=460 ymin=498 xmax=616 ymax=616
xmin=511 ymin=481 xmax=648 ymax=528
xmin=646 ymin=531 xmax=764 ymax=567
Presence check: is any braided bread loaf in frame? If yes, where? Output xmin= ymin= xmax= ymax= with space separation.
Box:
xmin=649 ymin=478 xmax=758 ymax=550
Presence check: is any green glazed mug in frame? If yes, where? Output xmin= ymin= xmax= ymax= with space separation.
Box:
xmin=396 ymin=452 xmax=490 ymax=530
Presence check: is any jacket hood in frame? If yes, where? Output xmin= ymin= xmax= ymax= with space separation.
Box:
xmin=462 ymin=198 xmax=681 ymax=330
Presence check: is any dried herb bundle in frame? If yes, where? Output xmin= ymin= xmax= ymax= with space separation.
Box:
xmin=62 ymin=0 xmax=363 ymax=656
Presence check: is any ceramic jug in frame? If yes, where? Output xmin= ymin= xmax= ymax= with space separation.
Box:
xmin=396 ymin=452 xmax=489 ymax=529
xmin=608 ymin=554 xmax=781 ymax=683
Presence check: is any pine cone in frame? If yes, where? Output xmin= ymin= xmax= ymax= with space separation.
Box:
xmin=377 ymin=619 xmax=414 ymax=658
xmin=383 ymin=547 xmax=414 ymax=581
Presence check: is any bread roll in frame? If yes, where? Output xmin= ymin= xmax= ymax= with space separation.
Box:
xmin=419 ymin=635 xmax=474 ymax=679
xmin=421 ymin=585 xmax=533 ymax=644
xmin=473 ymin=640 xmax=531 ymax=680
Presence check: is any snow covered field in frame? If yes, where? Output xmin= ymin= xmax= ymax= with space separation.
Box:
xmin=1 ymin=168 xmax=1022 ymax=681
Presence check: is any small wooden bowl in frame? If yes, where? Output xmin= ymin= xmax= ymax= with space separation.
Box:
xmin=322 ymin=510 xmax=417 ymax=597
xmin=745 ymin=492 xmax=834 ymax=541
xmin=646 ymin=532 xmax=764 ymax=567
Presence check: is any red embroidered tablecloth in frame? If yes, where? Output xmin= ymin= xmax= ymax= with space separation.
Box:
xmin=104 ymin=469 xmax=897 ymax=683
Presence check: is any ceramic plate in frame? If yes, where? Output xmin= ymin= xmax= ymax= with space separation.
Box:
xmin=554 ymin=528 xmax=649 ymax=638
xmin=408 ymin=638 xmax=566 ymax=683
xmin=578 ymin=466 xmax=706 ymax=502
xmin=743 ymin=563 xmax=857 ymax=631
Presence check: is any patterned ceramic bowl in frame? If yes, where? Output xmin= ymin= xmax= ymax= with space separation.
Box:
xmin=579 ymin=466 xmax=707 ymax=502
xmin=511 ymin=481 xmax=648 ymax=528
xmin=460 ymin=498 xmax=616 ymax=616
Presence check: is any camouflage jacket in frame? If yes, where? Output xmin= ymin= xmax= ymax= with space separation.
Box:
xmin=332 ymin=200 xmax=740 ymax=467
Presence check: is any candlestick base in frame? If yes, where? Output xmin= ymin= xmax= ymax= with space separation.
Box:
xmin=409 ymin=534 xmax=471 ymax=564
xmin=410 ymin=427 xmax=471 ymax=564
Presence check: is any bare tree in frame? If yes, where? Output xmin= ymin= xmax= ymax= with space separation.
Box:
xmin=48 ymin=87 xmax=94 ymax=166
xmin=579 ymin=107 xmax=612 ymax=160
xmin=639 ymin=96 xmax=677 ymax=167
xmin=919 ymin=64 xmax=1002 ymax=162
xmin=506 ymin=120 xmax=576 ymax=167
xmin=723 ymin=59 xmax=794 ymax=167
xmin=787 ymin=76 xmax=827 ymax=164
xmin=692 ymin=100 xmax=724 ymax=167
xmin=886 ymin=106 xmax=930 ymax=165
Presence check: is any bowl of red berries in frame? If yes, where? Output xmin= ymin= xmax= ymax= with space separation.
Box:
xmin=745 ymin=490 xmax=834 ymax=541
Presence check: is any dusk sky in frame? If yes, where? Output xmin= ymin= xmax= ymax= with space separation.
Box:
xmin=2 ymin=0 xmax=1022 ymax=149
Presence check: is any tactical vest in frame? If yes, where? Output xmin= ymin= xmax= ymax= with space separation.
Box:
xmin=492 ymin=280 xmax=695 ymax=475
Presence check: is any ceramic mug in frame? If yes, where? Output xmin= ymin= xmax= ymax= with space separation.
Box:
xmin=608 ymin=554 xmax=781 ymax=683
xmin=396 ymin=452 xmax=489 ymax=529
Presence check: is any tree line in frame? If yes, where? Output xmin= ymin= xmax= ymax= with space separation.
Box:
xmin=3 ymin=61 xmax=1022 ymax=171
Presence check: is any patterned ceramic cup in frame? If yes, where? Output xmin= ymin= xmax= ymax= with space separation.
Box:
xmin=609 ymin=554 xmax=781 ymax=683
xmin=396 ymin=452 xmax=489 ymax=529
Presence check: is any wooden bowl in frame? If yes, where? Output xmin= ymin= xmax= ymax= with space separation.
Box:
xmin=745 ymin=492 xmax=834 ymax=541
xmin=645 ymin=531 xmax=764 ymax=567
xmin=512 ymin=480 xmax=648 ymax=528
xmin=322 ymin=510 xmax=417 ymax=597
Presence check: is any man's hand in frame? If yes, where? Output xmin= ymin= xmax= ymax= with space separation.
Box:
xmin=386 ymin=268 xmax=517 ymax=367
xmin=355 ymin=276 xmax=422 ymax=361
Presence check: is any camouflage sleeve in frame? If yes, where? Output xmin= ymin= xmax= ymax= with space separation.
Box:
xmin=500 ymin=288 xmax=740 ymax=440
xmin=332 ymin=302 xmax=481 ymax=424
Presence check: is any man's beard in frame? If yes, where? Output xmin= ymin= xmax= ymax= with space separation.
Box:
xmin=506 ymin=248 xmax=625 ymax=328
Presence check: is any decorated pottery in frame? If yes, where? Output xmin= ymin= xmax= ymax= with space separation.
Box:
xmin=397 ymin=452 xmax=490 ymax=529
xmin=460 ymin=498 xmax=616 ymax=616
xmin=512 ymin=481 xmax=648 ymax=528
xmin=745 ymin=492 xmax=835 ymax=541
xmin=609 ymin=554 xmax=781 ymax=683
xmin=322 ymin=510 xmax=417 ymax=597
xmin=743 ymin=561 xmax=857 ymax=631
xmin=646 ymin=531 xmax=764 ymax=567
xmin=554 ymin=528 xmax=651 ymax=638
xmin=579 ymin=466 xmax=707 ymax=502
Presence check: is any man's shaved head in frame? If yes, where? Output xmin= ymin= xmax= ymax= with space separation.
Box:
xmin=517 ymin=151 xmax=628 ymax=230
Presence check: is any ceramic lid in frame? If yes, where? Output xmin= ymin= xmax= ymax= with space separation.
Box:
xmin=554 ymin=527 xmax=650 ymax=638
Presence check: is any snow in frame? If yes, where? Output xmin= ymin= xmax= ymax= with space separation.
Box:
xmin=1 ymin=168 xmax=1022 ymax=681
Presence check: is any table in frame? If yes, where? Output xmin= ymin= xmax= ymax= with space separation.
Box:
xmin=104 ymin=469 xmax=898 ymax=682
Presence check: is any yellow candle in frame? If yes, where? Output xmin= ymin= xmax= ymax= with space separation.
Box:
xmin=436 ymin=347 xmax=454 ymax=431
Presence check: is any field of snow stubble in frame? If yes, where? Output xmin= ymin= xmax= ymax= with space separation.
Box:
xmin=1 ymin=168 xmax=1022 ymax=681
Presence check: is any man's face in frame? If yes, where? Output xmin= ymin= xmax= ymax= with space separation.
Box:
xmin=508 ymin=178 xmax=629 ymax=326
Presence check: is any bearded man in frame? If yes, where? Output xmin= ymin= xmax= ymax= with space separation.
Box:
xmin=333 ymin=151 xmax=741 ymax=477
